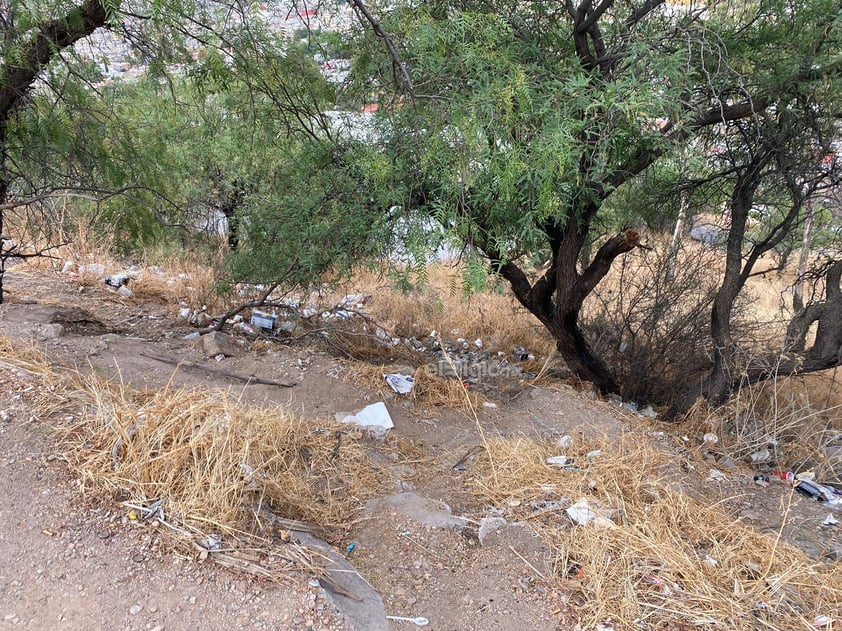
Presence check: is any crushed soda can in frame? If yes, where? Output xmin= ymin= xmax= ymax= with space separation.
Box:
xmin=512 ymin=346 xmax=529 ymax=361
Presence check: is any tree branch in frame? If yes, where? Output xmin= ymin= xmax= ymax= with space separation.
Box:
xmin=577 ymin=0 xmax=613 ymax=34
xmin=0 ymin=0 xmax=108 ymax=122
xmin=347 ymin=0 xmax=415 ymax=102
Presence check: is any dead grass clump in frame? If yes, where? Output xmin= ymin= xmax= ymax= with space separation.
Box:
xmin=690 ymin=370 xmax=842 ymax=479
xmin=42 ymin=373 xmax=384 ymax=534
xmin=0 ymin=335 xmax=52 ymax=369
xmin=469 ymin=431 xmax=842 ymax=629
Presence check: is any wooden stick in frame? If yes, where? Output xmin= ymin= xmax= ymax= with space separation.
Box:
xmin=139 ymin=352 xmax=295 ymax=387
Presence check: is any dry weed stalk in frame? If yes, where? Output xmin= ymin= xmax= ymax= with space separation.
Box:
xmin=694 ymin=369 xmax=842 ymax=476
xmin=469 ymin=431 xmax=842 ymax=630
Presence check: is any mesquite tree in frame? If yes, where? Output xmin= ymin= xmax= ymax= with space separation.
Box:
xmin=353 ymin=0 xmax=842 ymax=411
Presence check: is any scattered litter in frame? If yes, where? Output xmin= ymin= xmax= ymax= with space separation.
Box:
xmin=558 ymin=435 xmax=574 ymax=449
xmin=716 ymin=456 xmax=738 ymax=470
xmin=482 ymin=401 xmax=497 ymax=409
xmin=703 ymin=433 xmax=718 ymax=444
xmin=250 ymin=310 xmax=277 ymax=330
xmin=623 ymin=401 xmax=638 ymax=413
xmin=639 ymin=405 xmax=657 ymax=418
xmin=754 ymin=475 xmax=769 ymax=487
xmin=474 ymin=338 xmax=483 ymax=348
xmin=585 ymin=449 xmax=602 ymax=459
xmin=512 ymin=346 xmax=529 ymax=361
xmin=746 ymin=449 xmax=772 ymax=464
xmin=813 ymin=615 xmax=832 ymax=628
xmin=707 ymin=469 xmax=728 ymax=482
xmin=596 ymin=621 xmax=615 ymax=631
xmin=184 ymin=332 xmax=200 ymax=340
xmin=384 ymin=373 xmax=415 ymax=395
xmin=546 ymin=455 xmax=568 ymax=467
xmin=769 ymin=470 xmax=794 ymax=484
xmin=338 ymin=402 xmax=394 ymax=439
xmin=338 ymin=293 xmax=371 ymax=309
xmin=703 ymin=555 xmax=718 ymax=567
xmin=566 ymin=498 xmax=615 ymax=528
xmin=346 ymin=542 xmax=356 ymax=554
xmin=177 ymin=307 xmax=191 ymax=320
xmin=308 ymin=578 xmax=320 ymax=588
xmin=386 ymin=615 xmax=429 ymax=626
xmin=795 ymin=479 xmax=838 ymax=502
xmin=822 ymin=514 xmax=839 ymax=526
xmin=61 ymin=260 xmax=75 ymax=273
xmin=122 ymin=499 xmax=163 ymax=522
xmin=105 ymin=273 xmax=130 ymax=289
xmin=277 ymin=320 xmax=295 ymax=333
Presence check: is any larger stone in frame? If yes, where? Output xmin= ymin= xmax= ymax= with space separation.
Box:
xmin=294 ymin=532 xmax=388 ymax=631
xmin=200 ymin=331 xmax=242 ymax=357
xmin=365 ymin=492 xmax=467 ymax=531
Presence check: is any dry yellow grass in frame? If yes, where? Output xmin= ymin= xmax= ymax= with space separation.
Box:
xmin=685 ymin=369 xmax=842 ymax=479
xmin=332 ymin=266 xmax=556 ymax=358
xmin=0 ymin=338 xmax=384 ymax=540
xmin=469 ymin=431 xmax=842 ymax=630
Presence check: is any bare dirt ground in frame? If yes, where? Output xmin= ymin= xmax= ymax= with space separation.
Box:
xmin=0 ymin=266 xmax=840 ymax=630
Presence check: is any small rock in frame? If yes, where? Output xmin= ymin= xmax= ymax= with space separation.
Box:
xmin=129 ymin=604 xmax=143 ymax=615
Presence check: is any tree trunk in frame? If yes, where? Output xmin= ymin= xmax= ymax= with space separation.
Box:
xmin=793 ymin=201 xmax=815 ymax=313
xmin=493 ymin=221 xmax=640 ymax=396
xmin=664 ymin=150 xmax=771 ymax=420
xmin=555 ymin=312 xmax=619 ymax=394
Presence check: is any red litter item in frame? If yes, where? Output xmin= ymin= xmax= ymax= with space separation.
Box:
xmin=769 ymin=471 xmax=794 ymax=484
